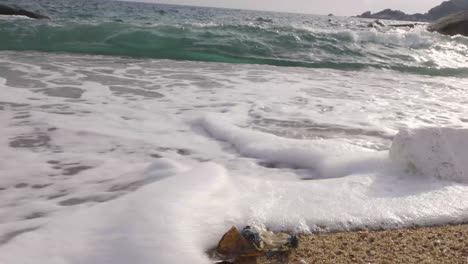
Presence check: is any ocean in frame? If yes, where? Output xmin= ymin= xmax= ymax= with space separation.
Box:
xmin=0 ymin=0 xmax=468 ymax=263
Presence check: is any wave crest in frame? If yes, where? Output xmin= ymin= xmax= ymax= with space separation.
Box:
xmin=0 ymin=19 xmax=467 ymax=76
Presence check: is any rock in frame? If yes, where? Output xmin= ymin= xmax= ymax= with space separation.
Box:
xmin=368 ymin=19 xmax=386 ymax=28
xmin=427 ymin=0 xmax=468 ymax=20
xmin=374 ymin=20 xmax=383 ymax=27
xmin=0 ymin=4 xmax=50 ymax=19
xmin=356 ymin=0 xmax=468 ymax=22
xmin=255 ymin=17 xmax=273 ymax=23
xmin=357 ymin=9 xmax=426 ymax=22
xmin=428 ymin=10 xmax=468 ymax=36
xmin=388 ymin=23 xmax=420 ymax=28
xmin=360 ymin=11 xmax=372 ymax=18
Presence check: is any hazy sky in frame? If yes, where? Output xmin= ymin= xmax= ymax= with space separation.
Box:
xmin=142 ymin=0 xmax=444 ymax=16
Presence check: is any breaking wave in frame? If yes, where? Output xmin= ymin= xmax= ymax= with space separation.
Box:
xmin=1 ymin=17 xmax=468 ymax=76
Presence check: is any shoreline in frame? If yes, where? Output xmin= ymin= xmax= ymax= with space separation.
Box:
xmin=238 ymin=224 xmax=468 ymax=264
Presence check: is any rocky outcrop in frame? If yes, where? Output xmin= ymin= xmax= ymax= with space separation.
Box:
xmin=427 ymin=0 xmax=468 ymax=20
xmin=428 ymin=10 xmax=468 ymax=36
xmin=357 ymin=0 xmax=468 ymax=22
xmin=358 ymin=9 xmax=426 ymax=22
xmin=0 ymin=4 xmax=50 ymax=19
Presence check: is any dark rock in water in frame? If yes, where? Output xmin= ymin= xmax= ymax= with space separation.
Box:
xmin=368 ymin=19 xmax=386 ymax=28
xmin=389 ymin=23 xmax=420 ymax=28
xmin=255 ymin=17 xmax=273 ymax=23
xmin=428 ymin=10 xmax=468 ymax=36
xmin=0 ymin=4 xmax=50 ymax=19
xmin=367 ymin=19 xmax=422 ymax=29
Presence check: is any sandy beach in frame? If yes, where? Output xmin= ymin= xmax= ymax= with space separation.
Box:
xmin=252 ymin=224 xmax=468 ymax=264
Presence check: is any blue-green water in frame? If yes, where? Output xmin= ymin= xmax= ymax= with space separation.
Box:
xmin=1 ymin=0 xmax=468 ymax=76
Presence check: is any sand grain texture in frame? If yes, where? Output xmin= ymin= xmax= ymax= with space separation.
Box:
xmin=248 ymin=225 xmax=468 ymax=264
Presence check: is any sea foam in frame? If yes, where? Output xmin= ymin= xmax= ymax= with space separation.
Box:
xmin=197 ymin=114 xmax=387 ymax=179
xmin=1 ymin=116 xmax=468 ymax=263
xmin=391 ymin=127 xmax=468 ymax=183
xmin=1 ymin=51 xmax=467 ymax=263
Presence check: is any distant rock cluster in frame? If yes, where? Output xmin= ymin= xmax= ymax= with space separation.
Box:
xmin=357 ymin=0 xmax=468 ymax=22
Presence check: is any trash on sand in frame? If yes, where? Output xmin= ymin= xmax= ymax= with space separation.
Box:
xmin=212 ymin=226 xmax=299 ymax=263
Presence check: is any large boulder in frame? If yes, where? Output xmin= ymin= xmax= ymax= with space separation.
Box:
xmin=426 ymin=0 xmax=468 ymax=20
xmin=0 ymin=4 xmax=50 ymax=19
xmin=428 ymin=10 xmax=468 ymax=36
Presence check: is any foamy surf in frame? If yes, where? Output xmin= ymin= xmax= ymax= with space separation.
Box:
xmin=0 ymin=51 xmax=467 ymax=263
xmin=391 ymin=127 xmax=468 ymax=184
xmin=1 ymin=122 xmax=467 ymax=264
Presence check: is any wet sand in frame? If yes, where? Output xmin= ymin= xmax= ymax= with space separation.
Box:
xmin=253 ymin=224 xmax=468 ymax=264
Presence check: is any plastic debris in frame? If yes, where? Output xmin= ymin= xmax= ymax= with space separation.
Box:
xmin=212 ymin=226 xmax=299 ymax=263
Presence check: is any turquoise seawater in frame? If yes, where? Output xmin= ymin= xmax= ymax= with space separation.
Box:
xmin=1 ymin=0 xmax=468 ymax=76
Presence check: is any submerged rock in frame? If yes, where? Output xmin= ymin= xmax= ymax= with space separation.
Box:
xmin=428 ymin=10 xmax=468 ymax=36
xmin=0 ymin=4 xmax=50 ymax=19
